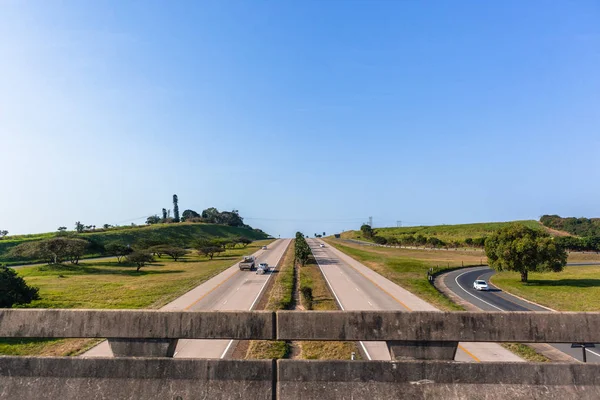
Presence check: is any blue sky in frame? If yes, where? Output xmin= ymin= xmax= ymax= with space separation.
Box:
xmin=1 ymin=1 xmax=599 ymax=238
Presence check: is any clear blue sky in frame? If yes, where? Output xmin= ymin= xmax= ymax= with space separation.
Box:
xmin=1 ymin=1 xmax=599 ymax=238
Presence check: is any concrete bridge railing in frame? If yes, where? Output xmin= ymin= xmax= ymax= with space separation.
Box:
xmin=1 ymin=309 xmax=599 ymax=399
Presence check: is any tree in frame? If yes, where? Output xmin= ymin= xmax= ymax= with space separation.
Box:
xmin=485 ymin=224 xmax=567 ymax=283
xmin=57 ymin=227 xmax=67 ymax=232
xmin=8 ymin=237 xmax=88 ymax=264
xmin=181 ymin=209 xmax=200 ymax=222
xmin=197 ymin=245 xmax=224 ymax=259
xmin=103 ymin=224 xmax=112 ymax=229
xmin=0 ymin=266 xmax=40 ymax=308
xmin=201 ymin=207 xmax=220 ymax=223
xmin=162 ymin=208 xmax=167 ymax=220
xmin=146 ymin=215 xmax=161 ymax=225
xmin=173 ymin=194 xmax=180 ymax=222
xmin=164 ymin=247 xmax=188 ymax=261
xmin=0 ymin=230 xmax=7 ymax=239
xmin=360 ymin=224 xmax=373 ymax=239
xmin=295 ymin=232 xmax=311 ymax=266
xmin=126 ymin=251 xmax=154 ymax=271
xmin=105 ymin=242 xmax=132 ymax=263
xmin=147 ymin=245 xmax=170 ymax=257
xmin=239 ymin=237 xmax=252 ymax=248
xmin=75 ymin=221 xmax=84 ymax=233
xmin=373 ymin=236 xmax=387 ymax=245
xmin=64 ymin=238 xmax=89 ymax=264
xmin=464 ymin=238 xmax=473 ymax=246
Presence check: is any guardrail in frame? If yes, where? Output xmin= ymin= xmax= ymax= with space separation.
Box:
xmin=1 ymin=309 xmax=599 ymax=399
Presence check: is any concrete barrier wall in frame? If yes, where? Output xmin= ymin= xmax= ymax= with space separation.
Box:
xmin=277 ymin=311 xmax=600 ymax=342
xmin=277 ymin=360 xmax=600 ymax=400
xmin=0 ymin=357 xmax=273 ymax=400
xmin=2 ymin=357 xmax=600 ymax=400
xmin=0 ymin=309 xmax=274 ymax=339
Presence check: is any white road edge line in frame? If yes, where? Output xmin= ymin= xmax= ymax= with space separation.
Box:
xmin=220 ymin=239 xmax=290 ymax=360
xmin=311 ymin=241 xmax=372 ymax=361
xmin=454 ymin=270 xmax=505 ymax=312
xmin=457 ymin=270 xmax=600 ymax=361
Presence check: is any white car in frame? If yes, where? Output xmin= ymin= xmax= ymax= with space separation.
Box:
xmin=473 ymin=280 xmax=489 ymax=291
xmin=256 ymin=262 xmax=269 ymax=274
xmin=320 ymin=243 xmax=325 ymax=248
xmin=262 ymin=246 xmax=268 ymax=250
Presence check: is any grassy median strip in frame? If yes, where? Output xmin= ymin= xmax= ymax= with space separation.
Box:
xmin=299 ymin=255 xmax=359 ymax=360
xmin=2 ymin=240 xmax=273 ymax=356
xmin=246 ymin=241 xmax=296 ymax=359
xmin=324 ymin=240 xmax=463 ymax=311
xmin=491 ymin=266 xmax=600 ymax=312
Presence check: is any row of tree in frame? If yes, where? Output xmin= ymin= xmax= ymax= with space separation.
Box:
xmin=360 ymin=224 xmax=487 ymax=249
xmin=295 ymin=232 xmax=311 ymax=266
xmin=540 ymin=215 xmax=600 ymax=237
xmin=7 ymin=235 xmax=254 ymax=266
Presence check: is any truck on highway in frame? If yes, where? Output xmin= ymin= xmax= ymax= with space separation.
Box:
xmin=239 ymin=255 xmax=256 ymax=271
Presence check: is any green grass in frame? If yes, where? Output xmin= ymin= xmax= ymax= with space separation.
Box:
xmin=299 ymin=256 xmax=360 ymax=359
xmin=324 ymin=240 xmax=463 ymax=311
xmin=501 ymin=343 xmax=551 ymax=362
xmin=491 ymin=266 xmax=600 ymax=311
xmin=343 ymin=220 xmax=548 ymax=243
xmin=246 ymin=241 xmax=295 ymax=360
xmin=0 ymin=223 xmax=269 ymax=265
xmin=2 ymin=240 xmax=273 ymax=355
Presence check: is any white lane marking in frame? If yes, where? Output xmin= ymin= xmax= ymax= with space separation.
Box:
xmin=586 ymin=348 xmax=600 ymax=358
xmin=367 ymin=301 xmax=373 ymax=306
xmin=355 ymin=287 xmax=360 ymax=292
xmin=455 ymin=270 xmax=504 ymax=312
xmin=223 ymin=300 xmax=228 ymax=304
xmin=220 ymin=239 xmax=291 ymax=360
xmin=220 ymin=339 xmax=235 ymax=359
xmin=311 ymin=242 xmax=372 ymax=361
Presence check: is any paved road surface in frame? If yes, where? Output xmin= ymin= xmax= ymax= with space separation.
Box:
xmin=443 ymin=266 xmax=600 ymax=363
xmin=83 ymin=239 xmax=290 ymax=358
xmin=310 ymin=239 xmax=522 ymax=362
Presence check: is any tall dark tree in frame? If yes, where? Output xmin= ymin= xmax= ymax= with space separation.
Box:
xmin=162 ymin=208 xmax=167 ymax=220
xmin=173 ymin=194 xmax=180 ymax=222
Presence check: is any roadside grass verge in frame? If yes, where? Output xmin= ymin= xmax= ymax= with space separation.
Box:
xmin=2 ymin=240 xmax=273 ymax=356
xmin=324 ymin=240 xmax=463 ymax=311
xmin=501 ymin=343 xmax=551 ymax=362
xmin=246 ymin=240 xmax=295 ymax=359
xmin=491 ymin=266 xmax=600 ymax=312
xmin=299 ymin=255 xmax=359 ymax=360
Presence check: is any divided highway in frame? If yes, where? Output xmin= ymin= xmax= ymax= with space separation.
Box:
xmin=84 ymin=239 xmax=290 ymax=358
xmin=309 ymin=239 xmax=522 ymax=362
xmin=443 ymin=266 xmax=600 ymax=363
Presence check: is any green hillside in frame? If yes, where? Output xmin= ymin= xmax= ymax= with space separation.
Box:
xmin=342 ymin=220 xmax=547 ymax=244
xmin=0 ymin=223 xmax=269 ymax=264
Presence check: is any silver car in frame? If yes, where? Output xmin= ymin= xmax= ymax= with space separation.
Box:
xmin=473 ymin=280 xmax=489 ymax=291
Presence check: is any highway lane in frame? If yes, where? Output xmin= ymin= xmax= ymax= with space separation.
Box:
xmin=309 ymin=239 xmax=521 ymax=362
xmin=444 ymin=266 xmax=600 ymax=363
xmin=83 ymin=238 xmax=290 ymax=358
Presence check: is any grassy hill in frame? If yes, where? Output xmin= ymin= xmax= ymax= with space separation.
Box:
xmin=0 ymin=223 xmax=269 ymax=265
xmin=341 ymin=220 xmax=550 ymax=244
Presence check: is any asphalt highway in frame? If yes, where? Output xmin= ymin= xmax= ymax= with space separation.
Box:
xmin=309 ymin=239 xmax=522 ymax=362
xmin=443 ymin=266 xmax=600 ymax=363
xmin=83 ymin=238 xmax=290 ymax=358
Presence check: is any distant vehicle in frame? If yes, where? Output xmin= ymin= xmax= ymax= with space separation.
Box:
xmin=319 ymin=243 xmax=325 ymax=248
xmin=239 ymin=256 xmax=256 ymax=271
xmin=256 ymin=262 xmax=269 ymax=275
xmin=473 ymin=280 xmax=489 ymax=291
xmin=262 ymin=246 xmax=268 ymax=250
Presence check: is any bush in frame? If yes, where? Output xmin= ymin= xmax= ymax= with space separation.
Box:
xmin=0 ymin=266 xmax=40 ymax=307
xmin=300 ymin=286 xmax=313 ymax=310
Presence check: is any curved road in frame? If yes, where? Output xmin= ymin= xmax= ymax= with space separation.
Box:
xmin=443 ymin=266 xmax=600 ymax=363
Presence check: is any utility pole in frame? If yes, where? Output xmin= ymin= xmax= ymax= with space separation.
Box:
xmin=397 ymin=220 xmax=402 ymax=227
